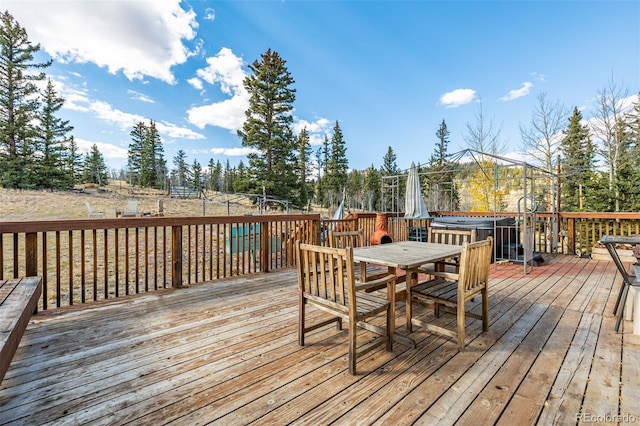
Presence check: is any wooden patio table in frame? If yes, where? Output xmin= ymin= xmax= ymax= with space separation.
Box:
xmin=600 ymin=235 xmax=640 ymax=332
xmin=352 ymin=241 xmax=463 ymax=348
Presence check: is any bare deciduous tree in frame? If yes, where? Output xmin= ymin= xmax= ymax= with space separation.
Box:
xmin=592 ymin=78 xmax=631 ymax=212
xmin=520 ymin=92 xmax=569 ymax=213
xmin=463 ymin=102 xmax=506 ymax=156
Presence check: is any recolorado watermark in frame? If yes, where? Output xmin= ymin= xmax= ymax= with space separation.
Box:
xmin=576 ymin=412 xmax=637 ymax=423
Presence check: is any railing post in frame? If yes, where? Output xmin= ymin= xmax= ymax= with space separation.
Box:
xmin=314 ymin=218 xmax=321 ymax=245
xmin=260 ymin=221 xmax=269 ymax=272
xmin=25 ymin=232 xmax=37 ymax=277
xmin=171 ymin=225 xmax=184 ymax=288
xmin=567 ymin=218 xmax=576 ymax=255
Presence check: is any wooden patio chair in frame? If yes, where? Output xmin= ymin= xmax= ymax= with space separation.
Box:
xmin=329 ymin=229 xmax=389 ymax=292
xmin=419 ymin=228 xmax=477 ymax=273
xmin=120 ymin=200 xmax=138 ymax=217
xmin=85 ymin=202 xmax=104 ymax=218
xmin=329 ymin=229 xmax=364 ymax=250
xmin=296 ymin=241 xmax=396 ymax=375
xmin=407 ymin=237 xmax=493 ymax=350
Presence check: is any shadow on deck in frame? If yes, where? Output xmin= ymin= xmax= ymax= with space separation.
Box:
xmin=1 ymin=255 xmax=639 ymax=425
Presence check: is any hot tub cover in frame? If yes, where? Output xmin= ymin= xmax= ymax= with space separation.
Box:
xmin=430 ymin=216 xmax=516 ymax=228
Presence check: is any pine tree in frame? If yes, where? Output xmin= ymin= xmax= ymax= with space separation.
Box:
xmin=347 ymin=169 xmax=364 ymax=210
xmin=65 ymin=137 xmax=83 ymax=187
xmin=237 ymin=49 xmax=297 ymax=206
xmin=82 ymin=144 xmax=108 ymax=186
xmin=381 ymin=146 xmax=399 ymax=175
xmin=380 ymin=146 xmax=399 ymax=211
xmin=206 ymin=158 xmax=218 ymax=192
xmin=560 ymin=107 xmax=596 ymax=211
xmin=214 ymin=160 xmax=223 ymax=192
xmin=614 ymin=119 xmax=637 ymax=211
xmin=35 ymin=79 xmax=74 ymax=188
xmin=364 ymin=164 xmax=381 ymax=211
xmin=128 ymin=120 xmax=166 ymax=189
xmin=431 ymin=119 xmax=450 ymax=167
xmin=145 ymin=121 xmax=166 ymax=188
xmin=325 ymin=121 xmax=349 ymax=203
xmin=233 ymin=161 xmax=248 ymax=193
xmin=427 ymin=119 xmax=459 ymax=211
xmin=223 ymin=159 xmax=232 ymax=193
xmin=296 ymin=127 xmax=312 ymax=208
xmin=173 ymin=149 xmax=188 ymax=187
xmin=314 ymin=135 xmax=330 ymax=206
xmin=0 ymin=11 xmax=52 ymax=188
xmin=127 ymin=122 xmax=145 ymax=186
xmin=191 ymin=159 xmax=203 ymax=196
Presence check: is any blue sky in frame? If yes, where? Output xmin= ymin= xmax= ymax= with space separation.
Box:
xmin=4 ymin=0 xmax=639 ymax=174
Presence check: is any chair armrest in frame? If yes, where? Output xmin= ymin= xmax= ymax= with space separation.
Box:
xmin=356 ymin=274 xmax=397 ymax=292
xmin=417 ymin=268 xmax=459 ymax=281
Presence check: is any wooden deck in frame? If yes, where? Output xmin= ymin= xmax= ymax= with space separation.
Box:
xmin=1 ymin=255 xmax=639 ymax=425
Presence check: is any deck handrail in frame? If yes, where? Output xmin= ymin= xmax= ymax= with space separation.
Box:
xmin=3 ymin=211 xmax=640 ymax=311
xmin=1 ymin=214 xmax=320 ymax=310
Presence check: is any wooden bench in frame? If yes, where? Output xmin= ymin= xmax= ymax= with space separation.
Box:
xmin=0 ymin=276 xmax=42 ymax=383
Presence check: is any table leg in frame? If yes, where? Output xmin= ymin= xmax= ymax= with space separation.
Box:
xmin=386 ymin=266 xmax=416 ymax=349
xmin=386 ymin=266 xmax=395 ymax=349
xmin=615 ymin=284 xmax=630 ymax=332
xmin=359 ymin=261 xmax=367 ymax=282
xmin=606 ymin=242 xmax=631 ymax=316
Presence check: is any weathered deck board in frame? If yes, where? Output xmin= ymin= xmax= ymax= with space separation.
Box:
xmin=1 ymin=255 xmax=638 ymax=425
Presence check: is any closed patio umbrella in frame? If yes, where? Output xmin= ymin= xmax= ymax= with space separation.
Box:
xmin=404 ymin=162 xmax=430 ymax=218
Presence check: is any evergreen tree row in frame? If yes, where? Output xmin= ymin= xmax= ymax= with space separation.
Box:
xmin=0 ymin=11 xmax=109 ymax=189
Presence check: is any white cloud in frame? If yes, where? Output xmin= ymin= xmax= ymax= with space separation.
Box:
xmin=128 ymin=90 xmax=155 ymax=104
xmin=293 ymin=118 xmax=331 ymax=135
xmin=75 ymin=138 xmax=128 ymax=160
xmin=499 ymin=82 xmax=533 ymax=102
xmin=529 ymin=72 xmax=547 ymax=82
xmin=195 ymin=48 xmax=247 ymax=95
xmin=187 ymin=48 xmax=249 ymax=130
xmin=293 ymin=118 xmax=332 ymax=146
xmin=46 ymin=79 xmax=91 ymax=112
xmin=204 ymin=8 xmax=216 ymax=21
xmin=90 ymin=100 xmax=146 ymax=130
xmin=87 ymin=100 xmax=205 ymax=140
xmin=5 ymin=0 xmax=198 ymax=84
xmin=439 ymin=89 xmax=477 ymax=108
xmin=188 ymin=77 xmax=204 ymax=91
xmin=156 ymin=121 xmax=205 ymax=140
xmin=53 ymin=80 xmax=205 ymax=140
xmin=188 ymin=96 xmax=248 ymax=131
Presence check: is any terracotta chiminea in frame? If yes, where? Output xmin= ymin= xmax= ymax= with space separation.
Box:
xmin=369 ymin=213 xmax=393 ymax=245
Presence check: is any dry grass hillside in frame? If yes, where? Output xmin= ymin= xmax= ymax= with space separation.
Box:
xmin=0 ymin=181 xmax=323 ymax=221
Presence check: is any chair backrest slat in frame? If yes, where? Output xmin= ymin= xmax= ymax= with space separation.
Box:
xmin=329 ymin=230 xmax=364 ymax=249
xmin=458 ymin=237 xmax=493 ymax=294
xmin=428 ymin=228 xmax=477 ymax=246
xmin=296 ymin=241 xmax=356 ymax=309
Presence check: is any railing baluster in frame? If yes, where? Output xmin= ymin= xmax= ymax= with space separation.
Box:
xmin=80 ymin=230 xmax=86 ymax=304
xmin=92 ymin=229 xmax=97 ymax=302
xmin=42 ymin=232 xmax=47 ymax=310
xmin=55 ymin=231 xmax=61 ymax=307
xmin=125 ymin=228 xmax=130 ymax=296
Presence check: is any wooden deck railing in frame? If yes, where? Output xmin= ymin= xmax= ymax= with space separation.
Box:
xmin=437 ymin=211 xmax=640 ymax=255
xmin=3 ymin=210 xmax=640 ymax=311
xmin=0 ymin=215 xmax=320 ymax=310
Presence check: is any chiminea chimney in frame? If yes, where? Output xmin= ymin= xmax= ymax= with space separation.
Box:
xmin=369 ymin=213 xmax=393 ymax=245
